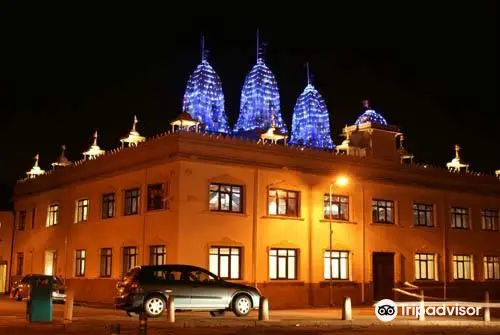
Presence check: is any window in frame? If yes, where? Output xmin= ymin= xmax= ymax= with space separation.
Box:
xmin=149 ymin=245 xmax=166 ymax=266
xmin=268 ymin=189 xmax=299 ymax=217
xmin=269 ymin=248 xmax=297 ymax=280
xmin=102 ymin=193 xmax=115 ymax=219
xmin=451 ymin=207 xmax=469 ymax=229
xmin=209 ymin=183 xmax=242 ymax=213
xmin=484 ymin=256 xmax=500 ymax=280
xmin=415 ymin=253 xmax=436 ymax=280
xmin=324 ymin=251 xmax=349 ymax=280
xmin=452 ymin=255 xmax=472 ymax=280
xmin=100 ymin=248 xmax=112 ymax=278
xmin=123 ymin=247 xmax=138 ymax=274
xmin=481 ymin=209 xmax=499 ymax=231
xmin=323 ymin=195 xmax=349 ymax=221
xmin=372 ymin=199 xmax=394 ymax=223
xmin=46 ymin=203 xmax=59 ymax=227
xmin=75 ymin=250 xmax=86 ymax=277
xmin=18 ymin=210 xmax=26 ymax=231
xmin=209 ymin=247 xmax=241 ymax=280
xmin=147 ymin=184 xmax=165 ymax=211
xmin=75 ymin=199 xmax=89 ymax=223
xmin=31 ymin=208 xmax=36 ymax=229
xmin=124 ymin=189 xmax=140 ymax=215
xmin=413 ymin=203 xmax=433 ymax=227
xmin=16 ymin=252 xmax=24 ymax=276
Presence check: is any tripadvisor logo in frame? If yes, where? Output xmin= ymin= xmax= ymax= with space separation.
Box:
xmin=374 ymin=299 xmax=482 ymax=322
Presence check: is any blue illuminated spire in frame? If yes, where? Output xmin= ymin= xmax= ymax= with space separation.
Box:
xmin=289 ymin=63 xmax=334 ymax=149
xmin=182 ymin=36 xmax=229 ymax=133
xmin=355 ymin=100 xmax=388 ymax=126
xmin=233 ymin=30 xmax=287 ymax=134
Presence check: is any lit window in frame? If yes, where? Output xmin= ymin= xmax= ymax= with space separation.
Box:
xmin=323 ymin=195 xmax=349 ymax=221
xmin=413 ymin=204 xmax=433 ymax=227
xmin=150 ymin=245 xmax=166 ymax=266
xmin=415 ymin=253 xmax=436 ymax=280
xmin=123 ymin=247 xmax=138 ymax=274
xmin=46 ymin=203 xmax=59 ymax=227
xmin=268 ymin=189 xmax=299 ymax=217
xmin=100 ymin=248 xmax=112 ymax=278
xmin=372 ymin=199 xmax=394 ymax=223
xmin=452 ymin=255 xmax=472 ymax=280
xmin=324 ymin=251 xmax=349 ymax=280
xmin=484 ymin=256 xmax=500 ymax=280
xmin=481 ymin=209 xmax=499 ymax=231
xmin=102 ymin=193 xmax=115 ymax=219
xmin=451 ymin=207 xmax=469 ymax=229
xmin=75 ymin=249 xmax=86 ymax=277
xmin=209 ymin=183 xmax=242 ymax=213
xmin=209 ymin=247 xmax=241 ymax=280
xmin=75 ymin=199 xmax=89 ymax=223
xmin=269 ymin=248 xmax=297 ymax=280
xmin=124 ymin=189 xmax=140 ymax=215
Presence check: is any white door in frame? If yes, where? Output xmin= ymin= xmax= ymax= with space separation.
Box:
xmin=44 ymin=251 xmax=56 ymax=275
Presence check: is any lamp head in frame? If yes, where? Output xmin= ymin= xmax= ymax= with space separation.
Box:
xmin=335 ymin=175 xmax=349 ymax=187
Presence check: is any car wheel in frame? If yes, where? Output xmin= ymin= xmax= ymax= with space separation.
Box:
xmin=144 ymin=295 xmax=165 ymax=318
xmin=232 ymin=294 xmax=252 ymax=317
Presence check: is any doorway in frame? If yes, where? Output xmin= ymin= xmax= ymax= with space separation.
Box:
xmin=0 ymin=263 xmax=7 ymax=293
xmin=372 ymin=252 xmax=395 ymax=301
xmin=44 ymin=250 xmax=57 ymax=276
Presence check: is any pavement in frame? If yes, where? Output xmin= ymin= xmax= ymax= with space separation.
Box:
xmin=0 ymin=295 xmax=499 ymax=334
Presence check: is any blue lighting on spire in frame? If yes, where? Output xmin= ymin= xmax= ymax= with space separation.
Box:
xmin=233 ymin=31 xmax=287 ymax=135
xmin=355 ymin=100 xmax=387 ymax=126
xmin=182 ymin=39 xmax=229 ymax=134
xmin=289 ymin=65 xmax=334 ymax=149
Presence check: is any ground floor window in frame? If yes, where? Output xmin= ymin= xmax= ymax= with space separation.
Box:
xmin=269 ymin=248 xmax=297 ymax=280
xmin=452 ymin=254 xmax=471 ymax=280
xmin=209 ymin=247 xmax=241 ymax=279
xmin=149 ymin=245 xmax=166 ymax=266
xmin=484 ymin=256 xmax=500 ymax=280
xmin=100 ymin=248 xmax=112 ymax=278
xmin=324 ymin=250 xmax=349 ymax=280
xmin=75 ymin=249 xmax=86 ymax=277
xmin=123 ymin=247 xmax=138 ymax=274
xmin=415 ymin=253 xmax=436 ymax=280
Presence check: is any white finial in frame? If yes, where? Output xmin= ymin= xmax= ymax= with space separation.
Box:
xmin=26 ymin=153 xmax=45 ymax=178
xmin=34 ymin=153 xmax=40 ymax=167
xmin=454 ymin=144 xmax=460 ymax=160
xmin=306 ymin=62 xmax=310 ymax=86
xmin=256 ymin=28 xmax=260 ymax=61
xmin=93 ymin=131 xmax=98 ymax=146
xmin=201 ymin=34 xmax=205 ymax=62
xmin=132 ymin=115 xmax=138 ymax=132
xmin=362 ymin=100 xmax=370 ymax=109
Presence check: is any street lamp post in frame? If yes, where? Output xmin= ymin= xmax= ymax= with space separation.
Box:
xmin=328 ymin=176 xmax=349 ymax=307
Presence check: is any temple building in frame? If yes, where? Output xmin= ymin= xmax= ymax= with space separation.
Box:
xmin=6 ymin=41 xmax=500 ymax=308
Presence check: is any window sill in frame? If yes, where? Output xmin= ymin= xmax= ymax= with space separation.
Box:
xmin=409 ymin=225 xmax=440 ymax=229
xmin=146 ymin=208 xmax=168 ymax=214
xmin=262 ymin=280 xmax=304 ymax=285
xmin=449 ymin=228 xmax=471 ymax=231
xmin=320 ymin=280 xmax=358 ymax=287
xmin=320 ymin=219 xmax=356 ymax=224
xmin=370 ymin=222 xmax=399 ymax=227
xmin=202 ymin=210 xmax=248 ymax=217
xmin=261 ymin=216 xmax=305 ymax=221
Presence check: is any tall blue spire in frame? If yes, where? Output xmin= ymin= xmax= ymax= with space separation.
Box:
xmin=182 ymin=36 xmax=230 ymax=134
xmin=289 ymin=63 xmax=334 ymax=149
xmin=233 ymin=30 xmax=287 ymax=134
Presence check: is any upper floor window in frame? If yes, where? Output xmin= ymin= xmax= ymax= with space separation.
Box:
xmin=209 ymin=246 xmax=241 ymax=280
xmin=269 ymin=248 xmax=297 ymax=280
xmin=149 ymin=245 xmax=166 ymax=266
xmin=451 ymin=207 xmax=469 ymax=229
xmin=452 ymin=254 xmax=472 ymax=280
xmin=481 ymin=209 xmax=499 ymax=231
xmin=268 ymin=189 xmax=299 ymax=217
xmin=372 ymin=199 xmax=394 ymax=224
xmin=324 ymin=195 xmax=349 ymax=221
xmin=75 ymin=249 xmax=86 ymax=277
xmin=147 ymin=184 xmax=166 ymax=211
xmin=46 ymin=203 xmax=59 ymax=227
xmin=124 ymin=188 xmax=140 ymax=215
xmin=413 ymin=203 xmax=433 ymax=227
xmin=123 ymin=246 xmax=138 ymax=274
xmin=102 ymin=193 xmax=115 ymax=219
xmin=484 ymin=256 xmax=500 ymax=280
xmin=75 ymin=199 xmax=89 ymax=223
xmin=209 ymin=183 xmax=242 ymax=213
xmin=324 ymin=250 xmax=349 ymax=280
xmin=18 ymin=210 xmax=26 ymax=231
xmin=415 ymin=253 xmax=436 ymax=280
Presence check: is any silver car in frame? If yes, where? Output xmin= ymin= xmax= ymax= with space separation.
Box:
xmin=114 ymin=264 xmax=262 ymax=318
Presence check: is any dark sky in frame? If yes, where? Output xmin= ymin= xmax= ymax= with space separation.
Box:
xmin=0 ymin=3 xmax=497 ymax=209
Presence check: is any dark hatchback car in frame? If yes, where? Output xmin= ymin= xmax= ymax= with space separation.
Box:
xmin=114 ymin=264 xmax=261 ymax=318
xmin=11 ymin=274 xmax=67 ymax=303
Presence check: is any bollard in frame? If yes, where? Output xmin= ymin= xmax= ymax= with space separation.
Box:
xmin=167 ymin=296 xmax=175 ymax=323
xmin=418 ymin=289 xmax=425 ymax=321
xmin=138 ymin=312 xmax=147 ymax=335
xmin=63 ymin=289 xmax=75 ymax=323
xmin=258 ymin=296 xmax=269 ymax=321
xmin=342 ymin=296 xmax=352 ymax=320
xmin=483 ymin=291 xmax=490 ymax=322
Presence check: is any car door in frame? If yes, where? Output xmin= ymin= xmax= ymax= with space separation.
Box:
xmin=188 ymin=268 xmax=230 ymax=309
xmin=141 ymin=268 xmax=191 ymax=309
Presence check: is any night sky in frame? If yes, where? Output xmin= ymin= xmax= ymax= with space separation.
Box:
xmin=0 ymin=3 xmax=497 ymax=209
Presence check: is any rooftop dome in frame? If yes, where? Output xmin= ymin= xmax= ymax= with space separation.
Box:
xmin=355 ymin=100 xmax=388 ymax=126
xmin=182 ymin=51 xmax=229 ymax=134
